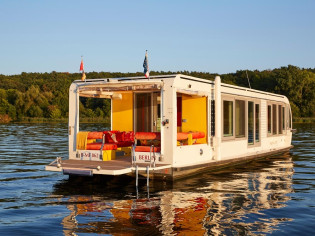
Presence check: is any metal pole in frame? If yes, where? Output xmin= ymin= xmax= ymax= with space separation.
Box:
xmin=149 ymin=146 xmax=152 ymax=167
xmin=136 ymin=165 xmax=138 ymax=187
xmin=132 ymin=144 xmax=136 ymax=166
xmin=146 ymin=166 xmax=149 ymax=187
xmin=153 ymin=148 xmax=156 ymax=168
xmin=246 ymin=70 xmax=251 ymax=89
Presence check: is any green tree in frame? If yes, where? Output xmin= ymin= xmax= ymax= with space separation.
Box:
xmin=47 ymin=105 xmax=62 ymax=119
xmin=28 ymin=105 xmax=43 ymax=117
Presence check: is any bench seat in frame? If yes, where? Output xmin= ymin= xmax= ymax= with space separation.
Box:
xmin=86 ymin=143 xmax=117 ymax=150
xmin=135 ymin=146 xmax=161 ymax=152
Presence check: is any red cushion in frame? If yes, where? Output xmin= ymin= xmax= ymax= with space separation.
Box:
xmin=115 ymin=132 xmax=124 ymax=142
xmin=135 ymin=132 xmax=161 ymax=140
xmin=87 ymin=132 xmax=104 ymax=139
xmin=103 ymin=132 xmax=115 ymax=143
xmin=86 ymin=143 xmax=117 ymax=150
xmin=116 ymin=141 xmax=134 ymax=147
xmin=124 ymin=131 xmax=135 ymax=142
xmin=135 ymin=146 xmax=161 ymax=152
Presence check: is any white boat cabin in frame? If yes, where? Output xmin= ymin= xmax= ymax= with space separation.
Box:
xmin=46 ymin=74 xmax=293 ymax=180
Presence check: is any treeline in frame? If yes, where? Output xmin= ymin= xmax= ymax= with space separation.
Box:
xmin=0 ymin=65 xmax=314 ymax=122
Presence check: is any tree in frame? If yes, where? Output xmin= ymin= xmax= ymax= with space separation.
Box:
xmin=1 ymin=68 xmax=315 ymax=121
xmin=28 ymin=105 xmax=43 ymax=117
xmin=47 ymin=105 xmax=62 ymax=119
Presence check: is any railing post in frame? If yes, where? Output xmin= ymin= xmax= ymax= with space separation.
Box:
xmin=136 ymin=165 xmax=138 ymax=187
xmin=146 ymin=166 xmax=149 ymax=187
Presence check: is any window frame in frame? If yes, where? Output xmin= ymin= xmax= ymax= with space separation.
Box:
xmin=222 ymin=97 xmax=234 ymax=140
xmin=287 ymin=104 xmax=292 ymax=130
xmin=255 ymin=102 xmax=261 ymax=144
xmin=247 ymin=99 xmax=261 ymax=147
xmin=278 ymin=104 xmax=283 ymax=135
xmin=235 ymin=99 xmax=246 ymax=138
xmin=221 ymin=95 xmax=256 ymax=143
xmin=272 ymin=104 xmax=277 ymax=135
xmin=267 ymin=104 xmax=272 ymax=135
xmin=267 ymin=101 xmax=287 ymax=137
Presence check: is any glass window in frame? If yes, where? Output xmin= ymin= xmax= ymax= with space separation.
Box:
xmin=255 ymin=104 xmax=260 ymax=142
xmin=223 ymin=100 xmax=233 ymax=137
xmin=154 ymin=93 xmax=161 ymax=132
xmin=289 ymin=108 xmax=292 ymax=129
xmin=267 ymin=105 xmax=272 ymax=134
xmin=272 ymin=104 xmax=277 ymax=135
xmin=235 ymin=100 xmax=245 ymax=138
xmin=211 ymin=100 xmax=215 ymax=136
xmin=248 ymin=101 xmax=254 ymax=145
xmin=278 ymin=105 xmax=282 ymax=134
xmin=282 ymin=107 xmax=285 ymax=131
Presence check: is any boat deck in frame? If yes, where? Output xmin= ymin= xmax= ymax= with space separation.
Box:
xmin=45 ymin=156 xmax=172 ymax=176
xmin=61 ymin=156 xmax=132 ymax=171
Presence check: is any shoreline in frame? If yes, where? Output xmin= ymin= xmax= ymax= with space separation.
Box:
xmin=1 ymin=117 xmax=314 ymax=124
xmin=4 ymin=117 xmax=110 ymax=124
xmin=293 ymin=117 xmax=315 ymax=123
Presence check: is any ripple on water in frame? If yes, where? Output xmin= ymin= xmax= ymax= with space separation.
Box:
xmin=0 ymin=123 xmax=315 ymax=235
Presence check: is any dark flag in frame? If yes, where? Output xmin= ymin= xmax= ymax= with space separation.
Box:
xmin=143 ymin=50 xmax=149 ymax=78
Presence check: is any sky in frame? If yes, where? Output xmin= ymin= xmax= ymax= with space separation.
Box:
xmin=0 ymin=0 xmax=314 ymax=75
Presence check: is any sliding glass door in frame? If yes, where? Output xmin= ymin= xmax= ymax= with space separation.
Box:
xmin=134 ymin=92 xmax=160 ymax=132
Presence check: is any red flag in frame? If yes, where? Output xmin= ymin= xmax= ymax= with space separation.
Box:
xmin=80 ymin=59 xmax=84 ymax=71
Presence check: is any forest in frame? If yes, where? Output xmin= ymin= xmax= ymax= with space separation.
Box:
xmin=0 ymin=65 xmax=315 ymax=123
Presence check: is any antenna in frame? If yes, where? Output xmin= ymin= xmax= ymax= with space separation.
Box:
xmin=246 ymin=70 xmax=251 ymax=89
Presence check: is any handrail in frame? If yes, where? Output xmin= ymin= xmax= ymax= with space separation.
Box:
xmin=99 ymin=134 xmax=106 ymax=161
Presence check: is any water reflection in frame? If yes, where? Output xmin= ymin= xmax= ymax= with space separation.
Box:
xmin=2 ymin=123 xmax=315 ymax=235
xmin=54 ymin=154 xmax=294 ymax=235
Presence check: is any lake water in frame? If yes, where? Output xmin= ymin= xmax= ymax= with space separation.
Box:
xmin=0 ymin=123 xmax=314 ymax=235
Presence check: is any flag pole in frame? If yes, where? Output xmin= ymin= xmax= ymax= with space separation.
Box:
xmin=145 ymin=50 xmax=150 ymax=80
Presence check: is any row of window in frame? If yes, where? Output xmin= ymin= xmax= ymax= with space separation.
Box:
xmin=221 ymin=97 xmax=290 ymax=145
xmin=223 ymin=99 xmax=260 ymax=145
xmin=267 ymin=103 xmax=291 ymax=135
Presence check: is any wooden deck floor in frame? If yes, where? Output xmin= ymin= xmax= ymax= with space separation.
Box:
xmin=59 ymin=156 xmax=132 ymax=171
xmin=46 ymin=156 xmax=172 ymax=176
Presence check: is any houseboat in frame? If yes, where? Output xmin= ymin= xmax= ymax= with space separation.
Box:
xmin=45 ymin=74 xmax=293 ymax=180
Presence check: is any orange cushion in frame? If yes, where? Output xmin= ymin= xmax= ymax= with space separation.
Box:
xmin=177 ymin=132 xmax=205 ymax=140
xmin=177 ymin=132 xmax=188 ymax=140
xmin=135 ymin=132 xmax=161 ymax=140
xmin=135 ymin=146 xmax=161 ymax=152
xmin=87 ymin=132 xmax=104 ymax=139
xmin=192 ymin=132 xmax=205 ymax=139
xmin=86 ymin=143 xmax=117 ymax=150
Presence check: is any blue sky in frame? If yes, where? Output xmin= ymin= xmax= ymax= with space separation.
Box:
xmin=1 ymin=0 xmax=314 ymax=75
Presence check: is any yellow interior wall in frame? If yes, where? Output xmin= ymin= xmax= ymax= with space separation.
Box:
xmin=112 ymin=92 xmax=133 ymax=131
xmin=181 ymin=95 xmax=207 ymax=143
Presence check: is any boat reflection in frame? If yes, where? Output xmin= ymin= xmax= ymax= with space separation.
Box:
xmin=55 ymin=153 xmax=294 ymax=235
